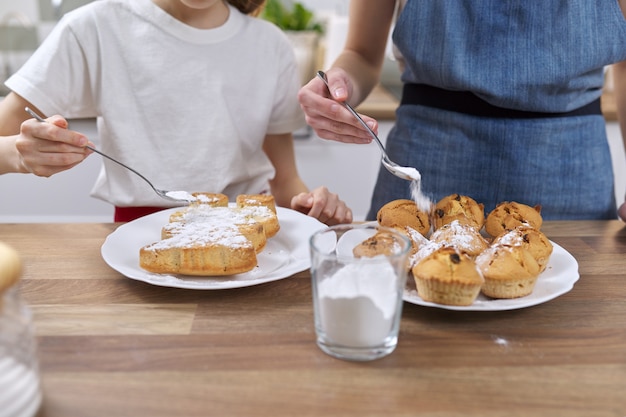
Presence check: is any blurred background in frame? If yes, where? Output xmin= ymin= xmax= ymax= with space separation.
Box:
xmin=0 ymin=0 xmax=623 ymax=222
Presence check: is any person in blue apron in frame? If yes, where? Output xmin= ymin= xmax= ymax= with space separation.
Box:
xmin=298 ymin=0 xmax=626 ymax=221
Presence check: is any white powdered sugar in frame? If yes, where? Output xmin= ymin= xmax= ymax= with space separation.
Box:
xmin=475 ymin=244 xmax=515 ymax=269
xmin=394 ymin=166 xmax=421 ymax=181
xmin=0 ymin=356 xmax=41 ymax=417
xmin=409 ymin=175 xmax=433 ymax=214
xmin=146 ymin=222 xmax=252 ymax=250
xmin=318 ymin=261 xmax=399 ymax=347
xmin=430 ymin=220 xmax=486 ymax=251
xmin=194 ymin=194 xmax=219 ymax=204
xmin=494 ymin=229 xmax=525 ymax=246
xmin=144 ymin=205 xmax=274 ymax=251
xmin=176 ymin=205 xmax=272 ymax=225
xmin=411 ymin=239 xmax=445 ymax=266
xmin=409 ymin=220 xmax=489 ymax=267
xmin=165 ymin=190 xmax=197 ymax=202
xmin=405 ymin=226 xmax=430 ymax=247
xmin=393 ymin=164 xmax=432 ymax=213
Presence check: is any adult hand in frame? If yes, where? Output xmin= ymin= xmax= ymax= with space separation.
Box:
xmin=619 ymin=199 xmax=626 ymax=222
xmin=17 ymin=115 xmax=93 ymax=177
xmin=297 ymin=68 xmax=378 ymax=145
xmin=290 ymin=186 xmax=353 ymax=226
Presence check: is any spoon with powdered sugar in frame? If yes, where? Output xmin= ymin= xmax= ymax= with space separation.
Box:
xmin=316 ymin=71 xmax=432 ymax=211
xmin=25 ymin=107 xmax=196 ymax=204
xmin=316 ymin=71 xmax=421 ymax=181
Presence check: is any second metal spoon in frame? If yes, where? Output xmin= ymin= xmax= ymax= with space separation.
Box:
xmin=316 ymin=70 xmax=419 ymax=181
xmin=25 ymin=107 xmax=195 ymax=204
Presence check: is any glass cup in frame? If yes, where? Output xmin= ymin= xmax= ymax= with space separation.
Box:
xmin=309 ymin=224 xmax=411 ymax=361
xmin=0 ymin=287 xmax=42 ymax=417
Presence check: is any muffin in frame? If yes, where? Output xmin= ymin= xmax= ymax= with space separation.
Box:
xmin=432 ymin=194 xmax=485 ymax=230
xmin=429 ymin=220 xmax=490 ymax=258
xmin=353 ymin=231 xmax=402 ymax=258
xmin=411 ymin=239 xmax=445 ymax=267
xmin=377 ymin=199 xmax=431 ymax=237
xmin=492 ymin=225 xmax=553 ymax=273
xmin=475 ymin=243 xmax=541 ymax=299
xmin=412 ymin=247 xmax=484 ymax=306
xmin=401 ymin=225 xmax=431 ymax=266
xmin=484 ymin=201 xmax=543 ymax=237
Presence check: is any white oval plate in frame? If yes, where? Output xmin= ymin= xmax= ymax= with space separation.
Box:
xmin=403 ymin=241 xmax=579 ymax=311
xmin=101 ymin=206 xmax=326 ymax=289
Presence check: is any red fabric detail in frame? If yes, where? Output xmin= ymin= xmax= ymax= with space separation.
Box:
xmin=114 ymin=206 xmax=167 ymax=222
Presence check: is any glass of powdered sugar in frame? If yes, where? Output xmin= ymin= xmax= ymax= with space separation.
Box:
xmin=0 ymin=290 xmax=42 ymax=416
xmin=309 ymin=224 xmax=411 ymax=361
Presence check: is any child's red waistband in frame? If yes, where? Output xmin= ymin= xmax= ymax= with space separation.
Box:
xmin=114 ymin=206 xmax=167 ymax=222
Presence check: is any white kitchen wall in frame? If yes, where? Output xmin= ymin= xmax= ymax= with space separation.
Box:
xmin=299 ymin=0 xmax=348 ymax=15
xmin=0 ymin=0 xmax=38 ymax=22
xmin=0 ymin=1 xmax=38 ymax=96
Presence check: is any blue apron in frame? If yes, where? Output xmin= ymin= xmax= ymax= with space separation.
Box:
xmin=367 ymin=0 xmax=626 ymax=220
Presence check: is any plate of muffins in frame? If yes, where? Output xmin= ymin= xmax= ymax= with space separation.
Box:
xmin=373 ymin=194 xmax=580 ymax=311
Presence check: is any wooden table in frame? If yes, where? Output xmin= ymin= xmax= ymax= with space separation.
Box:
xmin=2 ymin=220 xmax=626 ymax=417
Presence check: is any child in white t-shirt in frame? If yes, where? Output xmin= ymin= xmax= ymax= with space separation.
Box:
xmin=0 ymin=0 xmax=353 ymax=224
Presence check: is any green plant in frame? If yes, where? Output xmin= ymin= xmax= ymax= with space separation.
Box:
xmin=260 ymin=0 xmax=323 ymax=33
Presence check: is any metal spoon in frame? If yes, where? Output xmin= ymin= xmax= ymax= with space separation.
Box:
xmin=316 ymin=70 xmax=419 ymax=181
xmin=25 ymin=107 xmax=195 ymax=204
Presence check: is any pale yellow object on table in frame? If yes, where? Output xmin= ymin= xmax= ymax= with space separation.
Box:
xmin=0 ymin=242 xmax=22 ymax=295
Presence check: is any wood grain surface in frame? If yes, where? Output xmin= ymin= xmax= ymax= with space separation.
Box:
xmin=1 ymin=220 xmax=625 ymax=417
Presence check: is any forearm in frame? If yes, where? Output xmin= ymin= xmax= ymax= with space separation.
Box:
xmin=269 ymin=176 xmax=308 ymax=208
xmin=330 ymin=0 xmax=397 ymax=106
xmin=262 ymin=132 xmax=308 ymax=207
xmin=0 ymin=93 xmax=36 ymax=174
xmin=263 ymin=134 xmax=353 ymax=225
xmin=0 ymin=136 xmax=23 ymax=174
xmin=331 ymin=50 xmax=383 ymax=107
xmin=613 ymin=62 xmax=626 ymax=169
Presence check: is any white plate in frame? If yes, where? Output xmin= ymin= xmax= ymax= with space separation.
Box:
xmin=403 ymin=242 xmax=579 ymax=311
xmin=101 ymin=206 xmax=326 ymax=289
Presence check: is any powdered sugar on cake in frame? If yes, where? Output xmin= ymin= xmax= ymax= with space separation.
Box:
xmin=145 ymin=205 xmax=276 ymax=251
xmin=173 ymin=205 xmax=273 ymax=225
xmin=147 ymin=222 xmax=253 ymax=250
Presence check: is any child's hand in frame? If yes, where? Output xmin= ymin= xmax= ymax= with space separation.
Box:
xmin=17 ymin=114 xmax=92 ymax=177
xmin=290 ymin=186 xmax=353 ymax=226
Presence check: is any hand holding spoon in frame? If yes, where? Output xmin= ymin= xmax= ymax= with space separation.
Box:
xmin=25 ymin=107 xmax=195 ymax=204
xmin=316 ymin=71 xmax=420 ymax=182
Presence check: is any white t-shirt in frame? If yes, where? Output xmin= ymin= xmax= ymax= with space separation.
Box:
xmin=6 ymin=0 xmax=305 ymax=207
